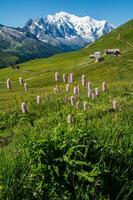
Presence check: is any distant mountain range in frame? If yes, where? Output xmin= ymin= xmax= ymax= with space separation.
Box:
xmin=0 ymin=12 xmax=115 ymax=67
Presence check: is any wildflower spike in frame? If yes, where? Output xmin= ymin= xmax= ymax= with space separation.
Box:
xmin=63 ymin=74 xmax=66 ymax=82
xmin=19 ymin=77 xmax=24 ymax=85
xmin=70 ymin=95 xmax=75 ymax=106
xmin=68 ymin=114 xmax=72 ymax=125
xmin=74 ymin=86 xmax=78 ymax=95
xmin=88 ymin=89 xmax=92 ymax=97
xmin=102 ymin=82 xmax=107 ymax=92
xmin=66 ymin=84 xmax=70 ymax=92
xmin=36 ymin=96 xmax=41 ymax=104
xmin=7 ymin=79 xmax=12 ymax=90
xmin=82 ymin=75 xmax=86 ymax=86
xmin=95 ymin=87 xmax=99 ymax=97
xmin=70 ymin=73 xmax=74 ymax=83
xmin=55 ymin=72 xmax=59 ymax=82
xmin=112 ymin=100 xmax=117 ymax=110
xmin=84 ymin=101 xmax=88 ymax=112
xmin=21 ymin=102 xmax=27 ymax=113
xmin=76 ymin=101 xmax=80 ymax=109
xmin=24 ymin=83 xmax=28 ymax=91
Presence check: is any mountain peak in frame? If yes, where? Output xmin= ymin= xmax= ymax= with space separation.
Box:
xmin=55 ymin=11 xmax=72 ymax=17
xmin=46 ymin=11 xmax=73 ymax=21
xmin=46 ymin=11 xmax=93 ymax=22
xmin=24 ymin=12 xmax=115 ymax=51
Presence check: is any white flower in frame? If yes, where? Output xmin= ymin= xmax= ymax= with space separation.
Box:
xmin=102 ymin=82 xmax=107 ymax=92
xmin=74 ymin=86 xmax=78 ymax=95
xmin=68 ymin=114 xmax=72 ymax=125
xmin=24 ymin=83 xmax=28 ymax=91
xmin=21 ymin=102 xmax=27 ymax=113
xmin=82 ymin=75 xmax=86 ymax=86
xmin=112 ymin=100 xmax=117 ymax=110
xmin=76 ymin=101 xmax=79 ymax=109
xmin=95 ymin=87 xmax=99 ymax=97
xmin=84 ymin=101 xmax=88 ymax=111
xmin=54 ymin=85 xmax=59 ymax=93
xmin=66 ymin=84 xmax=70 ymax=92
xmin=70 ymin=73 xmax=74 ymax=83
xmin=6 ymin=79 xmax=12 ymax=90
xmin=88 ymin=89 xmax=92 ymax=97
xmin=63 ymin=74 xmax=66 ymax=82
xmin=70 ymin=95 xmax=75 ymax=106
xmin=55 ymin=72 xmax=59 ymax=82
xmin=36 ymin=96 xmax=41 ymax=104
xmin=19 ymin=77 xmax=24 ymax=85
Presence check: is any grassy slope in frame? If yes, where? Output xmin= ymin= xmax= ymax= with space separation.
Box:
xmin=0 ymin=20 xmax=133 ymax=200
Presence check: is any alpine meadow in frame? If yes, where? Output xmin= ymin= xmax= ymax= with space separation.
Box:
xmin=0 ymin=9 xmax=133 ymax=200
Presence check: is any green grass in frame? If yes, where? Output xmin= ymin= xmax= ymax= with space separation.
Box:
xmin=0 ymin=20 xmax=133 ymax=200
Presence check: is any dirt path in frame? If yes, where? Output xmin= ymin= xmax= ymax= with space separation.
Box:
xmin=0 ymin=70 xmax=52 ymax=84
xmin=117 ymin=34 xmax=133 ymax=48
xmin=0 ymin=60 xmax=96 ymax=84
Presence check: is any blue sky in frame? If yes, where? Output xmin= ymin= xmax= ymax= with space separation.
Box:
xmin=0 ymin=0 xmax=132 ymax=27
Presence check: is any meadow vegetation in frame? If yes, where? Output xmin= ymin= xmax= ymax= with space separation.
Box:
xmin=0 ymin=20 xmax=133 ymax=200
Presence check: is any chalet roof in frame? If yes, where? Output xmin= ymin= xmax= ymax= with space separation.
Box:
xmin=105 ymin=49 xmax=120 ymax=52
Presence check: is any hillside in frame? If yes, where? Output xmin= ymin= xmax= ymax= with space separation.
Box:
xmin=0 ymin=24 xmax=61 ymax=68
xmin=0 ymin=20 xmax=133 ymax=200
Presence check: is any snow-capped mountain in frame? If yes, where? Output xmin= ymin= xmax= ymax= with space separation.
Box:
xmin=24 ymin=12 xmax=115 ymax=50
